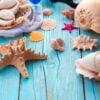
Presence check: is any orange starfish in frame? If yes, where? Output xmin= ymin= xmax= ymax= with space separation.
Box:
xmin=0 ymin=38 xmax=48 ymax=78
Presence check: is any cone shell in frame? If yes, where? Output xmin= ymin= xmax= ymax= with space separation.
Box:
xmin=75 ymin=0 xmax=100 ymax=33
xmin=75 ymin=52 xmax=100 ymax=80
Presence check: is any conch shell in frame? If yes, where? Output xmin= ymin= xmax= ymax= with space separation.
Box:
xmin=51 ymin=38 xmax=65 ymax=51
xmin=75 ymin=52 xmax=100 ymax=80
xmin=75 ymin=0 xmax=100 ymax=33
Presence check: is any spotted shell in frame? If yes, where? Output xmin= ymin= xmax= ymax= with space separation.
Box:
xmin=75 ymin=0 xmax=100 ymax=33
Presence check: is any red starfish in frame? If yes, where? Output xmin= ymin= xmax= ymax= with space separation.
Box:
xmin=61 ymin=21 xmax=78 ymax=33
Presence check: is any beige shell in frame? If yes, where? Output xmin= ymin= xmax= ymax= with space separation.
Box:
xmin=0 ymin=0 xmax=17 ymax=9
xmin=0 ymin=0 xmax=33 ymax=29
xmin=0 ymin=10 xmax=15 ymax=26
xmin=75 ymin=0 xmax=100 ymax=33
xmin=51 ymin=38 xmax=65 ymax=51
xmin=75 ymin=52 xmax=100 ymax=80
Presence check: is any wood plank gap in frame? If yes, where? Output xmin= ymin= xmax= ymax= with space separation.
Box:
xmin=55 ymin=51 xmax=61 ymax=80
xmin=42 ymin=40 xmax=48 ymax=100
xmin=18 ymin=33 xmax=26 ymax=100
xmin=18 ymin=74 xmax=21 ymax=100
xmin=79 ymin=28 xmax=87 ymax=100
xmin=92 ymin=81 xmax=96 ymax=100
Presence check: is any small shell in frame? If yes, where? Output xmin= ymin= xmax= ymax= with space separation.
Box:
xmin=43 ymin=8 xmax=53 ymax=15
xmin=41 ymin=18 xmax=57 ymax=31
xmin=62 ymin=8 xmax=75 ymax=20
xmin=51 ymin=38 xmax=65 ymax=51
xmin=75 ymin=52 xmax=100 ymax=80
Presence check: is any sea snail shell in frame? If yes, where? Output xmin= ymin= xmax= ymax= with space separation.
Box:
xmin=75 ymin=52 xmax=100 ymax=80
xmin=51 ymin=38 xmax=65 ymax=51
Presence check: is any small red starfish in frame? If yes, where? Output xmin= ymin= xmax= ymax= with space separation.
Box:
xmin=61 ymin=21 xmax=78 ymax=33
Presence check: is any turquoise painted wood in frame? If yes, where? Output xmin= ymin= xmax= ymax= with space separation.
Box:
xmin=0 ymin=0 xmax=99 ymax=100
xmin=0 ymin=36 xmax=22 ymax=100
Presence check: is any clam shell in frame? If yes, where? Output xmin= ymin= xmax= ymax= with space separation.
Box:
xmin=75 ymin=52 xmax=100 ymax=80
xmin=51 ymin=38 xmax=65 ymax=51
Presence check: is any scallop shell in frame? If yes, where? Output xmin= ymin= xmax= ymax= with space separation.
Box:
xmin=51 ymin=38 xmax=65 ymax=51
xmin=75 ymin=52 xmax=100 ymax=80
xmin=75 ymin=0 xmax=100 ymax=33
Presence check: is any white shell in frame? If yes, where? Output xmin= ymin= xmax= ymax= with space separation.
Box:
xmin=75 ymin=52 xmax=100 ymax=80
xmin=51 ymin=38 xmax=65 ymax=51
xmin=75 ymin=0 xmax=100 ymax=33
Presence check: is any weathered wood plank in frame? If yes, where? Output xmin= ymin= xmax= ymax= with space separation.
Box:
xmin=42 ymin=1 xmax=84 ymax=100
xmin=19 ymin=34 xmax=47 ymax=100
xmin=0 ymin=36 xmax=22 ymax=100
xmin=20 ymin=0 xmax=84 ymax=100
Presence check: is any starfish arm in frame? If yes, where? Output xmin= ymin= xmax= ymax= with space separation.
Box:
xmin=68 ymin=29 xmax=72 ymax=33
xmin=13 ymin=57 xmax=28 ymax=78
xmin=71 ymin=21 xmax=74 ymax=25
xmin=0 ymin=45 xmax=9 ymax=55
xmin=0 ymin=55 xmax=12 ymax=67
xmin=24 ymin=49 xmax=48 ymax=60
xmin=61 ymin=27 xmax=67 ymax=30
xmin=64 ymin=23 xmax=67 ymax=26
xmin=30 ymin=53 xmax=48 ymax=60
xmin=0 ymin=59 xmax=8 ymax=67
xmin=73 ymin=26 xmax=78 ymax=29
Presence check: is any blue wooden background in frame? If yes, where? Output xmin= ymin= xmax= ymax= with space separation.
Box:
xmin=0 ymin=0 xmax=100 ymax=100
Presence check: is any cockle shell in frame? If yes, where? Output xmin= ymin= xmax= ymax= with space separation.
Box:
xmin=75 ymin=52 xmax=100 ymax=80
xmin=51 ymin=38 xmax=65 ymax=51
xmin=75 ymin=0 xmax=100 ymax=33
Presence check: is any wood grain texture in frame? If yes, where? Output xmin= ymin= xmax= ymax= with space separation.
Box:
xmin=20 ymin=0 xmax=84 ymax=100
xmin=1 ymin=0 xmax=100 ymax=100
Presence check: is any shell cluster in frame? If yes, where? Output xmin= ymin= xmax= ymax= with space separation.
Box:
xmin=72 ymin=34 xmax=98 ymax=51
xmin=0 ymin=0 xmax=33 ymax=29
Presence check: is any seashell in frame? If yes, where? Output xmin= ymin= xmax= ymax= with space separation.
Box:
xmin=0 ymin=0 xmax=33 ymax=29
xmin=75 ymin=0 xmax=100 ymax=33
xmin=0 ymin=10 xmax=15 ymax=26
xmin=51 ymin=38 xmax=65 ymax=51
xmin=75 ymin=52 xmax=100 ymax=80
xmin=72 ymin=34 xmax=98 ymax=51
xmin=61 ymin=8 xmax=75 ymax=20
xmin=41 ymin=18 xmax=57 ymax=31
xmin=0 ymin=0 xmax=17 ymax=10
xmin=43 ymin=8 xmax=53 ymax=15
